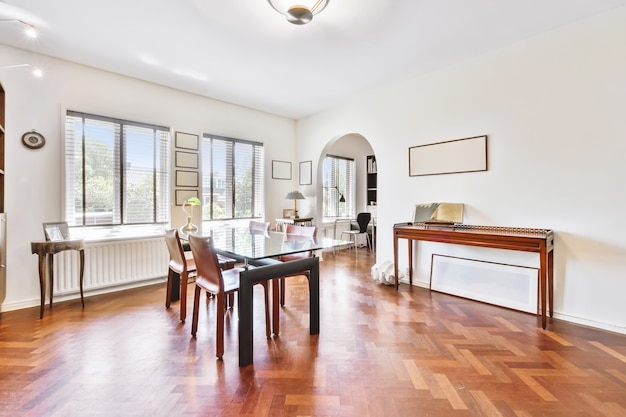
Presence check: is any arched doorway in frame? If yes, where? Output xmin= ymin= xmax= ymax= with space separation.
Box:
xmin=315 ymin=133 xmax=376 ymax=248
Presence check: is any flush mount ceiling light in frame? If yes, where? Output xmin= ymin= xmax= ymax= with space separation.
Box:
xmin=0 ymin=18 xmax=38 ymax=38
xmin=267 ymin=0 xmax=330 ymax=25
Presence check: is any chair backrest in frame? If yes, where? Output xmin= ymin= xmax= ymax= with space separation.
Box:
xmin=283 ymin=224 xmax=317 ymax=259
xmin=284 ymin=224 xmax=317 ymax=238
xmin=356 ymin=212 xmax=372 ymax=233
xmin=163 ymin=229 xmax=187 ymax=272
xmin=249 ymin=220 xmax=270 ymax=234
xmin=43 ymin=222 xmax=70 ymax=241
xmin=188 ymin=234 xmax=224 ymax=294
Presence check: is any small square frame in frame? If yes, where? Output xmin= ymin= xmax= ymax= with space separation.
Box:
xmin=175 ymin=190 xmax=198 ymax=206
xmin=176 ymin=170 xmax=199 ymax=187
xmin=175 ymin=151 xmax=198 ymax=169
xmin=272 ymin=160 xmax=292 ymax=180
xmin=175 ymin=132 xmax=199 ymax=150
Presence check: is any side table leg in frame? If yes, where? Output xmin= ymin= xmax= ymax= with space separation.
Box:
xmin=48 ymin=254 xmax=54 ymax=309
xmin=38 ymin=254 xmax=46 ymax=319
xmin=79 ymin=249 xmax=85 ymax=308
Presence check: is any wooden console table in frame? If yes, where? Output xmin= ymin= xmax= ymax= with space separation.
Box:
xmin=31 ymin=239 xmax=85 ymax=318
xmin=393 ymin=223 xmax=554 ymax=328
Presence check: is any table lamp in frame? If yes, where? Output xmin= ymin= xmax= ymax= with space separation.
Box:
xmin=285 ymin=190 xmax=305 ymax=218
xmin=179 ymin=197 xmax=201 ymax=238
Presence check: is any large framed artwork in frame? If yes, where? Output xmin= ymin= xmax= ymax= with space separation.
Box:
xmin=409 ymin=135 xmax=487 ymax=177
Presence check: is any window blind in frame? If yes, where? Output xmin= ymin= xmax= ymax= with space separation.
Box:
xmin=201 ymin=134 xmax=264 ymax=222
xmin=322 ymin=155 xmax=354 ymax=218
xmin=64 ymin=111 xmax=170 ymax=227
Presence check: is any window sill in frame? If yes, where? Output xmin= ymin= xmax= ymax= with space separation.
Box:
xmin=69 ymin=225 xmax=166 ymax=243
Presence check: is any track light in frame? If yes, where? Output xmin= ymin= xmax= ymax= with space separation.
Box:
xmin=0 ymin=18 xmax=38 ymax=38
xmin=0 ymin=63 xmax=43 ymax=77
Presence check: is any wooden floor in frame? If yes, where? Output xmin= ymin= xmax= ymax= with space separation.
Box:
xmin=1 ymin=249 xmax=626 ymax=416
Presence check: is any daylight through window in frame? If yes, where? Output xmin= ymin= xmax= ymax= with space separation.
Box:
xmin=322 ymin=155 xmax=354 ymax=218
xmin=200 ymin=134 xmax=264 ymax=223
xmin=64 ymin=111 xmax=170 ymax=227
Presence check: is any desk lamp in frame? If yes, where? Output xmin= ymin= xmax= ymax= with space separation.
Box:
xmin=179 ymin=197 xmax=201 ymax=238
xmin=285 ymin=191 xmax=305 ymax=218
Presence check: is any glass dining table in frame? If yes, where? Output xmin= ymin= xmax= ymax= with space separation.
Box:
xmin=196 ymin=226 xmax=350 ymax=367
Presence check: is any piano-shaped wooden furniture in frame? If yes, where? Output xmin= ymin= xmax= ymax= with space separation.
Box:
xmin=393 ymin=222 xmax=554 ymax=328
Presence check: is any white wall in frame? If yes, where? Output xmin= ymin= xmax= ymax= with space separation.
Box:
xmin=0 ymin=45 xmax=297 ymax=311
xmin=296 ymin=8 xmax=626 ymax=333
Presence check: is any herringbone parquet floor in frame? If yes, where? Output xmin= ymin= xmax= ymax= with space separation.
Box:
xmin=1 ymin=249 xmax=626 ymax=416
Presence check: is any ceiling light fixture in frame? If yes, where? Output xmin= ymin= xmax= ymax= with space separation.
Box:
xmin=267 ymin=0 xmax=330 ymax=25
xmin=0 ymin=63 xmax=43 ymax=77
xmin=0 ymin=18 xmax=38 ymax=38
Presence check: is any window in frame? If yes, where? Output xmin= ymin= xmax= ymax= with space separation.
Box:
xmin=64 ymin=111 xmax=170 ymax=227
xmin=322 ymin=155 xmax=354 ymax=218
xmin=200 ymin=134 xmax=264 ymax=222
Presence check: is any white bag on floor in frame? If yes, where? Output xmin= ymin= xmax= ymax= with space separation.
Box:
xmin=371 ymin=260 xmax=399 ymax=285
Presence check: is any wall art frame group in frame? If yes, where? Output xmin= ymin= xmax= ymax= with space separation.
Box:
xmin=174 ymin=131 xmax=200 ymax=205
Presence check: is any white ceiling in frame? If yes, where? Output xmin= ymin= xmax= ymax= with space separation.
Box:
xmin=1 ymin=0 xmax=625 ymax=119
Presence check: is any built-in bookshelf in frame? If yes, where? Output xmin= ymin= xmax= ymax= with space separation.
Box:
xmin=366 ymin=155 xmax=377 ymax=206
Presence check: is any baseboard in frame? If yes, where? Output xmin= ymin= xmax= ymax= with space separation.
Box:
xmin=0 ymin=276 xmax=166 ymax=313
xmin=397 ymin=277 xmax=626 ymax=336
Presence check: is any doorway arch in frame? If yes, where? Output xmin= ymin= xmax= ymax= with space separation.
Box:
xmin=314 ymin=133 xmax=376 ymax=242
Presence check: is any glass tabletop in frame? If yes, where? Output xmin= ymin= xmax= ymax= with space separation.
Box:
xmin=202 ymin=227 xmax=349 ymax=261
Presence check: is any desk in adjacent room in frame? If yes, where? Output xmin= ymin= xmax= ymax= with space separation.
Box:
xmin=274 ymin=217 xmax=314 ymax=231
xmin=393 ymin=223 xmax=554 ymax=329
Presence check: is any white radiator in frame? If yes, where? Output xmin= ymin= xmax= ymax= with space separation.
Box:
xmin=430 ymin=254 xmax=539 ymax=313
xmin=53 ymin=237 xmax=169 ymax=295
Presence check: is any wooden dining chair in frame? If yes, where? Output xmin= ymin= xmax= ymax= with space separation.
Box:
xmin=277 ymin=224 xmax=317 ymax=306
xmin=163 ymin=228 xmax=196 ymax=322
xmin=188 ymin=234 xmax=271 ymax=360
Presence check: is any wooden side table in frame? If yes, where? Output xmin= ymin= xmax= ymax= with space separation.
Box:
xmin=31 ymin=239 xmax=85 ymax=318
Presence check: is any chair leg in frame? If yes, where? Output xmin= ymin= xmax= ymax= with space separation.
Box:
xmin=272 ymin=279 xmax=280 ymax=335
xmin=180 ymin=271 xmax=188 ymax=322
xmin=165 ymin=269 xmax=174 ymax=308
xmin=216 ymin=293 xmax=226 ymax=360
xmin=280 ymin=278 xmax=285 ymax=306
xmin=262 ymin=283 xmax=271 ymax=339
xmin=191 ymin=285 xmax=201 ymax=337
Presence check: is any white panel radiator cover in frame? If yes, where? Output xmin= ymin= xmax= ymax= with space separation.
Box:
xmin=430 ymin=254 xmax=539 ymax=314
xmin=53 ymin=238 xmax=168 ymax=296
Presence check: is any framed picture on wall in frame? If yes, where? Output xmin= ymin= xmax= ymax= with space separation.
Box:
xmin=409 ymin=135 xmax=487 ymax=177
xmin=272 ymin=160 xmax=292 ymax=180
xmin=176 ymin=170 xmax=199 ymax=187
xmin=175 ymin=189 xmax=198 ymax=206
xmin=175 ymin=132 xmax=199 ymax=150
xmin=175 ymin=151 xmax=198 ymax=169
xmin=299 ymin=161 xmax=312 ymax=185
